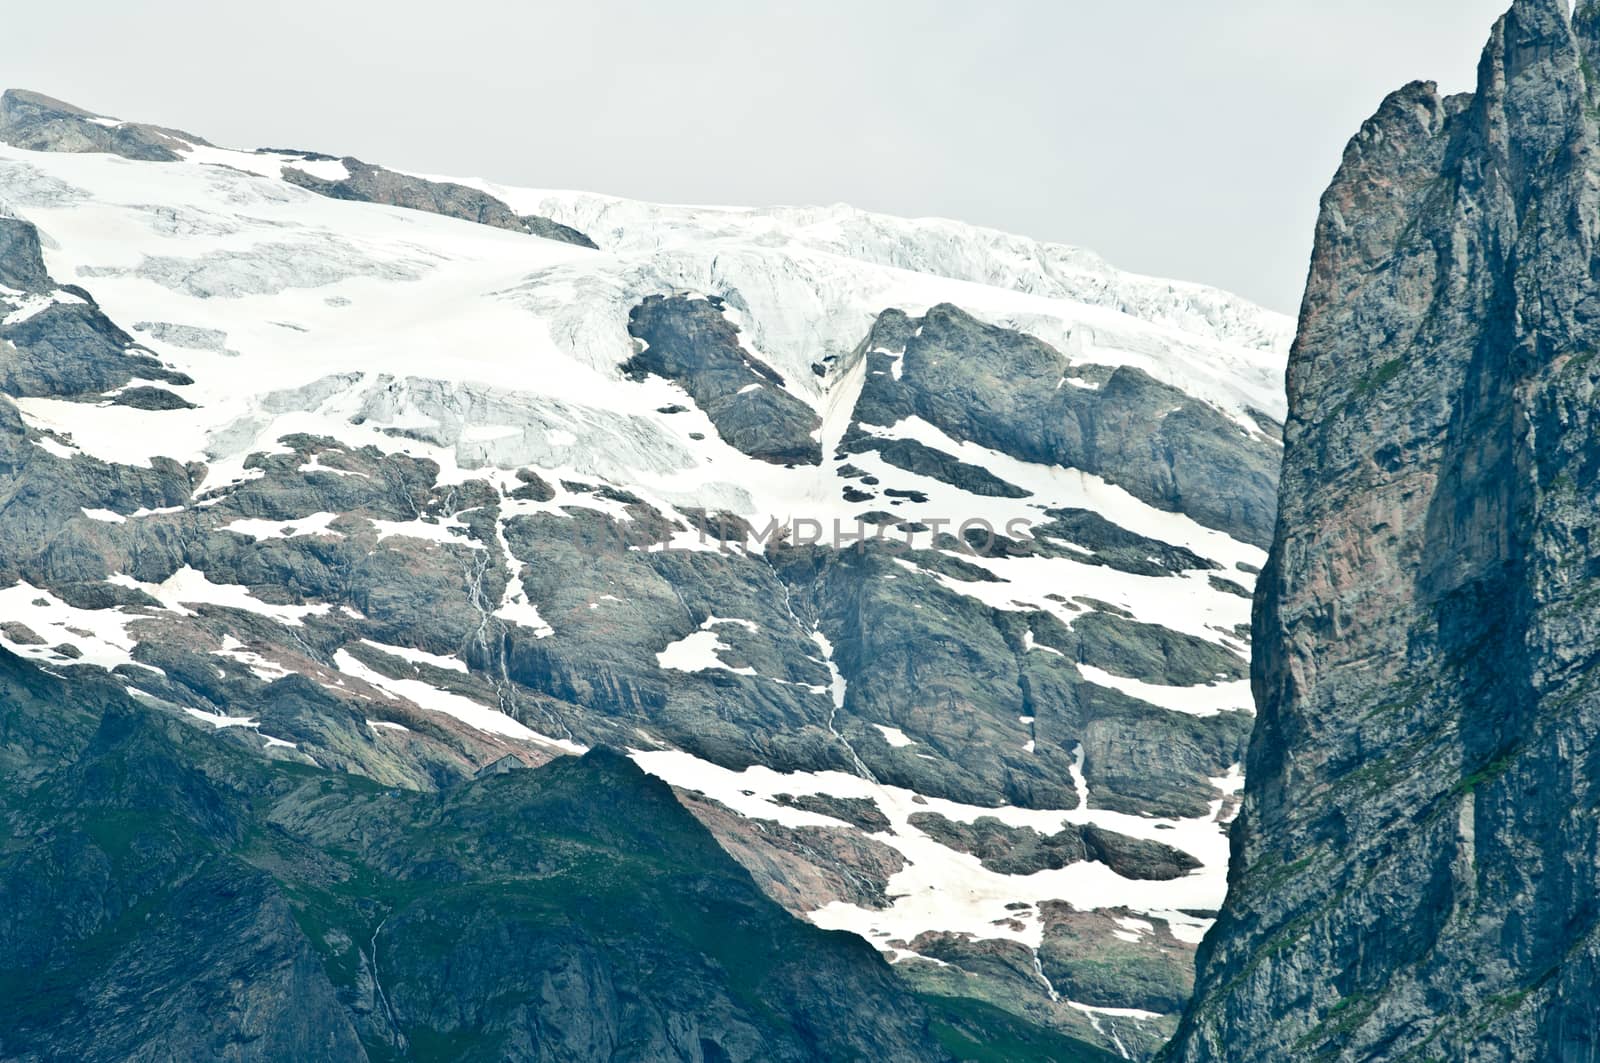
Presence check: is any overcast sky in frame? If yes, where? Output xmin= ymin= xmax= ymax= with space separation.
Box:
xmin=2 ymin=0 xmax=1515 ymax=313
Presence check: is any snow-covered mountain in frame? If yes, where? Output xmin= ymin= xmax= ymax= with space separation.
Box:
xmin=0 ymin=88 xmax=1289 ymax=1060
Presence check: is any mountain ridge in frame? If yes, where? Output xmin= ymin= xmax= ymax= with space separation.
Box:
xmin=0 ymin=85 xmax=1283 ymax=1059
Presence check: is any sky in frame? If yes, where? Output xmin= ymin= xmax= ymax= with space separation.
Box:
xmin=1 ymin=0 xmax=1515 ymax=314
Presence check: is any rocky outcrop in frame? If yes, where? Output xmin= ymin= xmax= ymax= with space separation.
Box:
xmin=0 ymin=685 xmax=366 ymax=1061
xmin=1040 ymin=903 xmax=1194 ymax=1020
xmin=523 ymin=213 xmax=600 ymax=248
xmin=846 ymin=435 xmax=1031 ymax=498
xmin=846 ymin=305 xmax=1281 ymax=547
xmin=0 ymin=213 xmax=51 ymax=291
xmin=1169 ymin=2 xmax=1600 ymax=1058
xmin=0 ymin=92 xmax=597 ymax=249
xmin=0 ymin=89 xmax=203 ymax=161
xmin=908 ymin=812 xmax=1200 ymax=880
xmin=0 ymin=217 xmax=194 ymax=399
xmin=909 ymin=811 xmax=1090 ymax=874
xmin=626 ymin=294 xmax=824 ymax=465
xmin=1031 ymin=508 xmax=1218 ymax=578
xmin=773 ymin=792 xmax=894 ymax=832
xmin=281 ymin=156 xmax=598 ymax=247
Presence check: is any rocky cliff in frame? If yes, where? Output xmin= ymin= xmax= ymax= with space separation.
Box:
xmin=1168 ymin=1 xmax=1600 ymax=1058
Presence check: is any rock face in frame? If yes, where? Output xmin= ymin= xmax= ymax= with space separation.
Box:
xmin=844 ymin=305 xmax=1281 ymax=548
xmin=1169 ymin=2 xmax=1600 ymax=1058
xmin=908 ymin=812 xmax=1201 ymax=880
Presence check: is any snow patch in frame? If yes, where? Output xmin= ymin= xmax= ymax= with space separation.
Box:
xmin=109 ymin=567 xmax=333 ymax=626
xmin=333 ymin=648 xmax=581 ymax=749
xmin=221 ymin=511 xmax=342 ymax=540
xmin=359 ymin=638 xmax=469 ymax=673
xmin=0 ymin=581 xmax=152 ymax=672
xmin=656 ymin=618 xmax=758 ymax=676
xmin=874 ymin=724 xmax=915 ymax=748
xmin=1075 ymin=664 xmax=1252 ymax=717
xmin=630 ymin=747 xmax=1233 ymax=956
xmin=214 ymin=634 xmax=292 ymax=681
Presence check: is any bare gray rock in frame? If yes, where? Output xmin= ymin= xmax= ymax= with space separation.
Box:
xmin=625 ymin=294 xmax=823 ymax=466
xmin=907 ymin=811 xmax=1200 ymax=880
xmin=846 ymin=304 xmax=1281 ymax=547
xmin=281 ymin=155 xmax=599 ymax=248
xmin=0 ymin=213 xmax=50 ymax=292
xmin=0 ymin=89 xmax=205 ymax=161
xmin=1170 ymin=2 xmax=1600 ymax=1059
